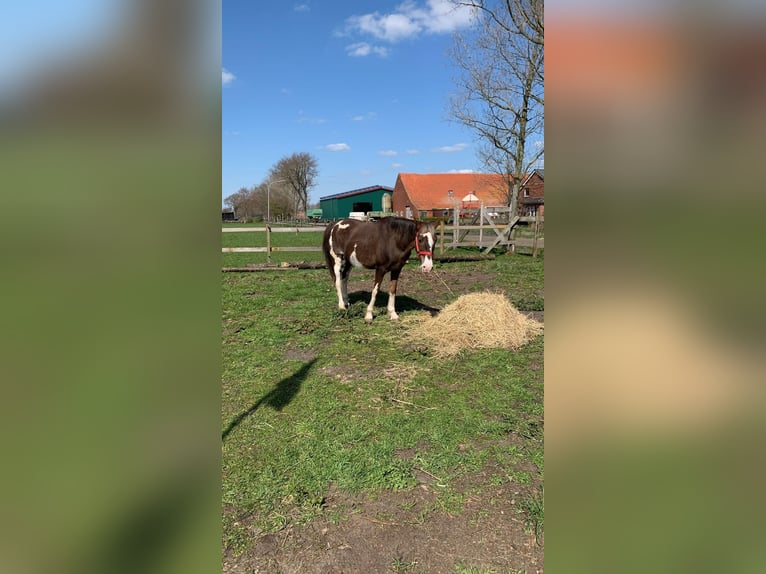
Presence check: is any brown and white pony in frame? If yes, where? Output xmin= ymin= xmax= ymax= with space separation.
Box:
xmin=322 ymin=217 xmax=435 ymax=322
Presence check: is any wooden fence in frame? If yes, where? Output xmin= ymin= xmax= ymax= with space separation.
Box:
xmin=437 ymin=206 xmax=544 ymax=257
xmin=222 ymin=212 xmax=543 ymax=264
xmin=222 ymin=226 xmax=324 ymax=263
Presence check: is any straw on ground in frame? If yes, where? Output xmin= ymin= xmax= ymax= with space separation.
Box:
xmin=405 ymin=292 xmax=543 ymax=357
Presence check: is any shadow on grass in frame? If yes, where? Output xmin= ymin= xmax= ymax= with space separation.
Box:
xmin=348 ymin=291 xmax=440 ymax=316
xmin=222 ymin=358 xmax=317 ymax=440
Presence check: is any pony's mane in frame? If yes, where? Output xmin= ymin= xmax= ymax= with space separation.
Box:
xmin=380 ymin=216 xmax=417 ymax=235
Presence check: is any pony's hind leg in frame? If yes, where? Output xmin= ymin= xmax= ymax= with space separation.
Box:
xmin=340 ymin=261 xmax=351 ymax=309
xmin=330 ymin=252 xmax=347 ymax=310
xmin=365 ymin=269 xmax=385 ymax=323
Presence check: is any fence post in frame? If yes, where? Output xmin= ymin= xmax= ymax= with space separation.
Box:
xmin=479 ymin=203 xmax=484 ymax=248
xmin=266 ymin=225 xmax=272 ymax=263
xmin=438 ymin=219 xmax=445 ymax=256
xmin=532 ymin=211 xmax=540 ymax=258
xmin=453 ymin=206 xmax=459 ymax=249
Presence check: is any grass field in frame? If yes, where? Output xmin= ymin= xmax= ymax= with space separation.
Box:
xmin=222 ymin=243 xmax=544 ymax=572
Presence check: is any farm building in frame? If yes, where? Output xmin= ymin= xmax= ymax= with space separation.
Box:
xmin=519 ymin=169 xmax=544 ymax=217
xmin=392 ymin=172 xmax=544 ymax=218
xmin=319 ymin=185 xmax=394 ymax=220
xmin=392 ymin=173 xmax=509 ymax=219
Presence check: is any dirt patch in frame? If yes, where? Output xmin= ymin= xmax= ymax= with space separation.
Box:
xmin=282 ymin=347 xmax=317 ymax=361
xmin=319 ymin=364 xmax=369 ymax=386
xmin=524 ymin=310 xmax=544 ymax=323
xmin=224 ymin=469 xmax=543 ymax=574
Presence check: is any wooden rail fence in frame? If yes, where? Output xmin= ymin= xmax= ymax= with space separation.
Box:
xmin=437 ymin=207 xmax=544 ymax=257
xmin=222 ymin=212 xmax=543 ymax=264
xmin=222 ymin=226 xmax=324 ymax=262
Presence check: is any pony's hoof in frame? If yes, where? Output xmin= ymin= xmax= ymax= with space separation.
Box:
xmin=389 ymin=313 xmax=400 ymax=321
xmin=365 ymin=314 xmax=373 ymax=323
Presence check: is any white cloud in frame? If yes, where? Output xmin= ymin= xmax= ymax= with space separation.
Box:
xmin=433 ymin=143 xmax=468 ymax=153
xmin=343 ymin=0 xmax=477 ymax=43
xmin=345 ymin=42 xmax=389 ymax=57
xmin=321 ymin=143 xmax=351 ymax=152
xmin=447 ymin=168 xmax=476 ymax=173
xmin=392 ymin=163 xmax=404 ymax=169
xmin=294 ymin=3 xmax=310 ymax=12
xmin=406 ymin=149 xmax=421 ymax=155
xmin=378 ymin=150 xmax=398 ymax=156
xmin=352 ymin=112 xmax=377 ymax=121
xmin=424 ymin=0 xmax=478 ymax=33
xmin=222 ymin=68 xmax=236 ymax=85
xmin=348 ymin=12 xmax=421 ymax=42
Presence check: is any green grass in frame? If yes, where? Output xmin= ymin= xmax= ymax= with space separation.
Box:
xmin=222 ymin=253 xmax=543 ymax=552
xmin=454 ymin=563 xmax=527 ymax=574
xmin=391 ymin=556 xmax=419 ymax=572
xmin=520 ymin=486 xmax=544 ymax=544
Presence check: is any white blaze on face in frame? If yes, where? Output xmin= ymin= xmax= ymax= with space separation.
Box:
xmin=420 ymin=231 xmax=434 ymax=272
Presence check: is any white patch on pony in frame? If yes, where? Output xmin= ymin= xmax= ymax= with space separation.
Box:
xmin=349 ymin=243 xmax=363 ymax=268
xmin=328 ymin=231 xmax=347 ymax=309
xmin=335 ymin=222 xmax=350 ymax=230
xmin=387 ymin=291 xmax=398 ymax=320
xmin=365 ymin=281 xmax=379 ymax=322
xmin=420 ymin=231 xmax=434 ymax=272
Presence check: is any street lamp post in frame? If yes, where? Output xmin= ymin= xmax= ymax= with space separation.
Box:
xmin=267 ymin=179 xmax=286 ymax=223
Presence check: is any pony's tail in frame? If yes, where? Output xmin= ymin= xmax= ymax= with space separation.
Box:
xmin=322 ymin=224 xmax=336 ymax=281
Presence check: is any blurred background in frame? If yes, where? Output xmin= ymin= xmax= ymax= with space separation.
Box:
xmin=547 ymin=0 xmax=766 ymax=572
xmin=0 ymin=1 xmax=221 ymax=573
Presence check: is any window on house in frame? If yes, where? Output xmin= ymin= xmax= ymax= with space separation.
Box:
xmin=523 ymin=189 xmax=530 ymax=198
xmin=419 ymin=211 xmax=428 ymax=218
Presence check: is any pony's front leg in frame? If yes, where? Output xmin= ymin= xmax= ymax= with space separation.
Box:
xmin=387 ymin=268 xmax=402 ymax=320
xmin=365 ymin=269 xmax=385 ymax=323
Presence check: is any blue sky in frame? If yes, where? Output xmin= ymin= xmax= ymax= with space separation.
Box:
xmin=223 ymin=0 xmax=492 ymax=207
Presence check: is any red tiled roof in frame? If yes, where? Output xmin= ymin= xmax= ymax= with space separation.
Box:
xmin=395 ymin=173 xmax=510 ymax=211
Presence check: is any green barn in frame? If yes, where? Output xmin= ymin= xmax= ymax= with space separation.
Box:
xmin=319 ymin=185 xmax=394 ymax=220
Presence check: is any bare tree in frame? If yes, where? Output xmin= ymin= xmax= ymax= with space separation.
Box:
xmin=271 ymin=152 xmax=319 ymax=217
xmin=449 ymin=0 xmax=544 ymax=212
xmin=261 ymin=179 xmax=296 ymax=220
xmin=224 ymin=187 xmax=258 ymax=222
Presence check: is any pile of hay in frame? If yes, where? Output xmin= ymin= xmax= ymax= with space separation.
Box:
xmin=406 ymin=292 xmax=543 ymax=357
